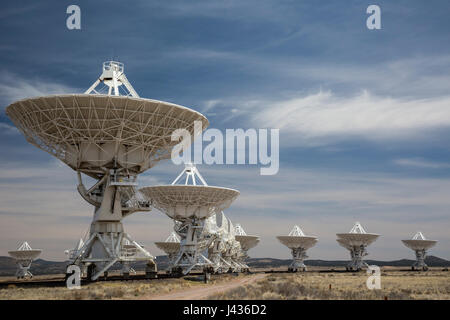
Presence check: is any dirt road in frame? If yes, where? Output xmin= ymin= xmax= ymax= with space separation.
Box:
xmin=144 ymin=273 xmax=266 ymax=300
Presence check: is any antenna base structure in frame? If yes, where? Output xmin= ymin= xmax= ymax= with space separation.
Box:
xmin=234 ymin=223 xmax=260 ymax=272
xmin=206 ymin=214 xmax=230 ymax=274
xmin=6 ymin=61 xmax=209 ymax=281
xmin=277 ymin=226 xmax=318 ymax=272
xmin=412 ymin=249 xmax=428 ymax=271
xmin=155 ymin=232 xmax=181 ymax=272
xmin=171 ymin=218 xmax=215 ymax=275
xmin=289 ymin=248 xmax=309 ymax=272
xmin=221 ymin=240 xmax=244 ymax=273
xmin=140 ymin=164 xmax=239 ymax=275
xmin=69 ymin=171 xmax=155 ymax=281
xmin=402 ymin=232 xmax=437 ymax=271
xmin=208 ymin=213 xmax=244 ymax=274
xmin=8 ymin=242 xmax=42 ymax=279
xmin=337 ymin=222 xmax=380 ymax=272
xmin=345 ymin=245 xmax=368 ymax=271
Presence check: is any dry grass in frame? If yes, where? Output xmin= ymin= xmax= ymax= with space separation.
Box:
xmin=1 ymin=270 xmax=449 ymax=300
xmin=0 ymin=274 xmax=236 ymax=300
xmin=209 ymin=270 xmax=450 ymax=300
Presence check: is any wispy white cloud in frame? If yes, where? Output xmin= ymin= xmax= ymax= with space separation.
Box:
xmin=0 ymin=122 xmax=19 ymax=135
xmin=197 ymin=165 xmax=450 ymax=260
xmin=394 ymin=158 xmax=450 ymax=169
xmin=0 ymin=72 xmax=80 ymax=109
xmin=254 ymin=90 xmax=450 ymax=142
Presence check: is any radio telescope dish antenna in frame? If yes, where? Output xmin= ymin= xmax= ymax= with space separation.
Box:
xmin=206 ymin=212 xmax=231 ymax=273
xmin=155 ymin=232 xmax=181 ymax=269
xmin=402 ymin=232 xmax=438 ymax=271
xmin=336 ymin=222 xmax=380 ymax=271
xmin=8 ymin=242 xmax=42 ymax=279
xmin=65 ymin=238 xmax=85 ymax=260
xmin=277 ymin=226 xmax=318 ymax=272
xmin=6 ymin=61 xmax=209 ymax=281
xmin=213 ymin=215 xmax=245 ymax=273
xmin=140 ymin=164 xmax=239 ymax=276
xmin=119 ymin=239 xmax=151 ymax=277
xmin=234 ymin=224 xmax=260 ymax=272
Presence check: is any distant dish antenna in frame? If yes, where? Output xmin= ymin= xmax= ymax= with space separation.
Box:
xmin=234 ymin=224 xmax=260 ymax=272
xmin=140 ymin=163 xmax=239 ymax=276
xmin=154 ymin=232 xmax=181 ymax=268
xmin=6 ymin=61 xmax=209 ymax=280
xmin=65 ymin=238 xmax=85 ymax=260
xmin=336 ymin=222 xmax=380 ymax=271
xmin=235 ymin=224 xmax=247 ymax=236
xmin=217 ymin=216 xmax=244 ymax=273
xmin=166 ymin=231 xmax=181 ymax=242
xmin=402 ymin=232 xmax=438 ymax=271
xmin=206 ymin=212 xmax=232 ymax=273
xmin=277 ymin=225 xmax=318 ymax=272
xmin=8 ymin=242 xmax=42 ymax=279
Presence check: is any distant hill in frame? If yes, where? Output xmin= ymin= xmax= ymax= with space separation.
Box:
xmin=0 ymin=257 xmax=69 ymax=276
xmin=247 ymin=256 xmax=450 ymax=268
xmin=1 ymin=255 xmax=448 ymax=276
xmin=0 ymin=255 xmax=170 ymax=276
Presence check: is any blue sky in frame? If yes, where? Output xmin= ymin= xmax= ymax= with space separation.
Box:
xmin=0 ymin=1 xmax=449 ymax=261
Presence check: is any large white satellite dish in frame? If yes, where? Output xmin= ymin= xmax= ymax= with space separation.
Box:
xmin=336 ymin=222 xmax=380 ymax=271
xmin=8 ymin=242 xmax=42 ymax=279
xmin=218 ymin=216 xmax=245 ymax=273
xmin=207 ymin=212 xmax=234 ymax=274
xmin=6 ymin=61 xmax=208 ymax=281
xmin=234 ymin=224 xmax=260 ymax=272
xmin=155 ymin=232 xmax=181 ymax=270
xmin=140 ymin=164 xmax=239 ymax=275
xmin=277 ymin=225 xmax=318 ymax=272
xmin=401 ymin=232 xmax=438 ymax=271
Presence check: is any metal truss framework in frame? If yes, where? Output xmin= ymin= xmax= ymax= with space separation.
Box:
xmin=140 ymin=164 xmax=240 ymax=275
xmin=336 ymin=222 xmax=380 ymax=271
xmin=233 ymin=224 xmax=260 ymax=272
xmin=277 ymin=226 xmax=318 ymax=272
xmin=6 ymin=61 xmax=209 ymax=280
xmin=402 ymin=232 xmax=438 ymax=271
xmin=155 ymin=232 xmax=181 ymax=270
xmin=8 ymin=242 xmax=42 ymax=279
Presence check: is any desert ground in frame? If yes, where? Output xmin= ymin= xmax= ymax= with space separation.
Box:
xmin=0 ymin=267 xmax=449 ymax=300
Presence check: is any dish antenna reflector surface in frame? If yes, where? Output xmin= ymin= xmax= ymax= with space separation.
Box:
xmin=65 ymin=238 xmax=85 ymax=260
xmin=140 ymin=164 xmax=239 ymax=275
xmin=8 ymin=242 xmax=42 ymax=279
xmin=276 ymin=225 xmax=318 ymax=272
xmin=6 ymin=61 xmax=208 ymax=280
xmin=155 ymin=232 xmax=182 ymax=269
xmin=401 ymin=232 xmax=438 ymax=271
xmin=336 ymin=222 xmax=380 ymax=271
xmin=234 ymin=224 xmax=260 ymax=272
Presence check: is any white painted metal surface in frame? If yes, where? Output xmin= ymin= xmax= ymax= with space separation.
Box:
xmin=155 ymin=232 xmax=182 ymax=271
xmin=336 ymin=222 xmax=380 ymax=271
xmin=277 ymin=226 xmax=318 ymax=272
xmin=402 ymin=232 xmax=438 ymax=270
xmin=234 ymin=224 xmax=260 ymax=272
xmin=5 ymin=61 xmax=208 ymax=280
xmin=8 ymin=242 xmax=42 ymax=279
xmin=85 ymin=61 xmax=139 ymax=97
xmin=140 ymin=164 xmax=239 ymax=275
